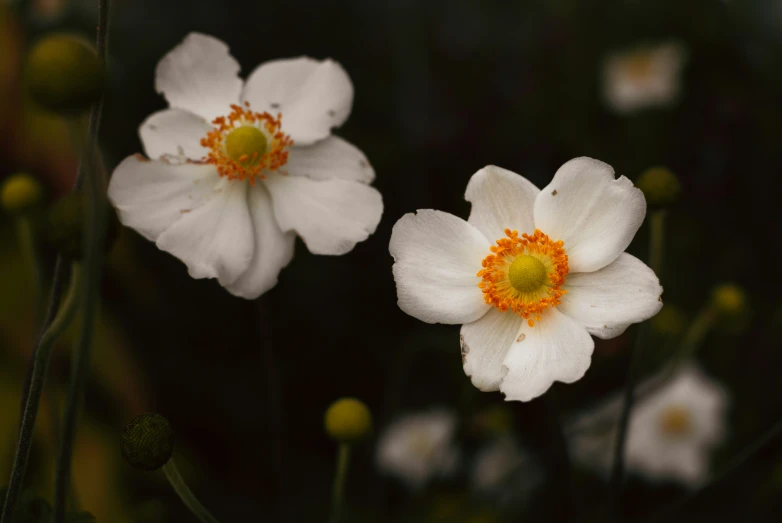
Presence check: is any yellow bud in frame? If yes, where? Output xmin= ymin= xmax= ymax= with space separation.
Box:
xmin=711 ymin=283 xmax=747 ymax=316
xmin=1 ymin=173 xmax=43 ymax=214
xmin=121 ymin=413 xmax=174 ymax=471
xmin=26 ymin=34 xmax=104 ymax=114
xmin=651 ymin=304 xmax=687 ymax=337
xmin=324 ymin=397 xmax=372 ymax=444
xmin=636 ymin=167 xmax=681 ymax=207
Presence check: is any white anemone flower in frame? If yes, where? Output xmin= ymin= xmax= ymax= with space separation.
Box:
xmin=602 ymin=42 xmax=687 ymax=114
xmin=108 ymin=33 xmax=383 ymax=298
xmin=570 ymin=364 xmax=729 ymax=486
xmin=389 ymin=158 xmax=663 ymax=402
xmin=471 ymin=436 xmax=543 ymax=507
xmin=376 ymin=409 xmax=460 ymax=490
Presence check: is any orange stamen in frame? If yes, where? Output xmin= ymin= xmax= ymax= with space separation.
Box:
xmin=200 ymin=103 xmax=293 ymax=183
xmin=478 ymin=229 xmax=569 ymax=326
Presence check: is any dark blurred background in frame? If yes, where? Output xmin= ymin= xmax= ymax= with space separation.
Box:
xmin=2 ymin=0 xmax=782 ymax=521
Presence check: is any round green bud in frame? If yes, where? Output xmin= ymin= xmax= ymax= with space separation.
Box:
xmin=651 ymin=304 xmax=687 ymax=337
xmin=1 ymin=173 xmax=43 ymax=214
xmin=711 ymin=283 xmax=747 ymax=317
xmin=324 ymin=397 xmax=372 ymax=443
xmin=26 ymin=34 xmax=104 ymax=114
xmin=41 ymin=192 xmax=120 ymax=259
xmin=121 ymin=413 xmax=174 ymax=471
xmin=636 ymin=167 xmax=681 ymax=207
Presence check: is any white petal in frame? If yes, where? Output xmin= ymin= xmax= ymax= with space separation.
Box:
xmin=225 ymin=183 xmax=296 ymax=299
xmin=242 ymin=57 xmax=353 ymax=145
xmin=108 ymin=155 xmax=220 ymax=241
xmin=286 ymin=136 xmax=374 ymax=183
xmin=139 ymin=109 xmax=211 ymax=161
xmin=389 ymin=210 xmax=491 ymax=324
xmin=156 ymin=179 xmax=253 ymax=284
xmin=559 ymin=253 xmax=663 ymax=339
xmin=534 ymin=157 xmax=646 ymax=273
xmin=500 ymin=309 xmax=594 ymax=402
xmin=461 ymin=308 xmax=524 ymax=391
xmin=155 ymin=33 xmax=242 ymax=121
xmin=465 ymin=165 xmax=539 ymax=241
xmin=264 ymin=174 xmax=382 ymax=255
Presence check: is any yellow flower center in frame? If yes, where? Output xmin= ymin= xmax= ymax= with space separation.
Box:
xmin=225 ymin=125 xmax=268 ymax=164
xmin=623 ymin=52 xmax=655 ymax=83
xmin=200 ymin=102 xmax=292 ymax=184
xmin=508 ymin=255 xmax=548 ymax=293
xmin=478 ymin=229 xmax=569 ymax=327
xmin=658 ymin=405 xmax=692 ymax=437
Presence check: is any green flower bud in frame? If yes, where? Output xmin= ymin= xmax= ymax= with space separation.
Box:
xmin=121 ymin=413 xmax=174 ymax=471
xmin=41 ymin=192 xmax=119 ymax=259
xmin=651 ymin=304 xmax=687 ymax=337
xmin=324 ymin=397 xmax=372 ymax=444
xmin=711 ymin=283 xmax=747 ymax=317
xmin=1 ymin=173 xmax=43 ymax=214
xmin=26 ymin=34 xmax=104 ymax=114
xmin=636 ymin=167 xmax=681 ymax=208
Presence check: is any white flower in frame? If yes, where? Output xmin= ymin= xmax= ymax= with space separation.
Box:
xmin=376 ymin=409 xmax=460 ymax=490
xmin=389 ymin=158 xmax=663 ymax=402
xmin=471 ymin=436 xmax=543 ymax=507
xmin=108 ymin=33 xmax=383 ymax=299
xmin=570 ymin=364 xmax=729 ymax=486
xmin=602 ymin=42 xmax=687 ymax=114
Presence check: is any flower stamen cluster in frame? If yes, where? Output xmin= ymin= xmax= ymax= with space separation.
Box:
xmin=478 ymin=229 xmax=569 ymax=327
xmin=200 ymin=102 xmax=292 ymax=184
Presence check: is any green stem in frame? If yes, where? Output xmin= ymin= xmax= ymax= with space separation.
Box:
xmin=52 ymin=2 xmax=112 ymax=520
xmin=649 ymin=210 xmax=666 ymax=277
xmin=162 ymin=460 xmax=221 ymax=523
xmin=329 ymin=444 xmax=351 ymax=523
xmin=15 ymin=217 xmax=45 ymax=324
xmin=0 ymin=263 xmax=82 ymax=523
xmin=608 ymin=208 xmax=667 ymax=514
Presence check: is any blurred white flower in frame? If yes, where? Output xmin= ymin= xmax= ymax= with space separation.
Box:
xmin=471 ymin=436 xmax=543 ymax=507
xmin=570 ymin=364 xmax=729 ymax=486
xmin=390 ymin=158 xmax=662 ymax=402
xmin=602 ymin=42 xmax=687 ymax=114
xmin=376 ymin=409 xmax=460 ymax=490
xmin=109 ymin=33 xmax=383 ymax=299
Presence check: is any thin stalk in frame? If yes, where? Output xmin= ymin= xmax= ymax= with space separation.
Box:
xmin=162 ymin=460 xmax=221 ymax=523
xmin=329 ymin=444 xmax=352 ymax=523
xmin=52 ymin=1 xmax=112 ymax=520
xmin=643 ymin=418 xmax=782 ymax=523
xmin=0 ymin=263 xmax=82 ymax=523
xmin=608 ymin=208 xmax=666 ymax=513
xmin=15 ymin=217 xmax=45 ymax=324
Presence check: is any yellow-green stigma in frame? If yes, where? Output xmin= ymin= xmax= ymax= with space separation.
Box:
xmin=508 ymin=254 xmax=547 ymax=293
xmin=224 ymin=125 xmax=267 ymax=166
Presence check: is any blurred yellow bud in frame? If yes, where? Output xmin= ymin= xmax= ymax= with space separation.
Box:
xmin=1 ymin=173 xmax=43 ymax=214
xmin=711 ymin=283 xmax=747 ymax=316
xmin=325 ymin=397 xmax=372 ymax=444
xmin=26 ymin=34 xmax=104 ymax=114
xmin=121 ymin=413 xmax=174 ymax=471
xmin=651 ymin=304 xmax=687 ymax=337
xmin=636 ymin=167 xmax=681 ymax=207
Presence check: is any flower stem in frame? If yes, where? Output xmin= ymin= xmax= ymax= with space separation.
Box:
xmin=608 ymin=208 xmax=667 ymax=513
xmin=0 ymin=262 xmax=82 ymax=523
xmin=329 ymin=443 xmax=352 ymax=523
xmin=52 ymin=2 xmax=112 ymax=521
xmin=15 ymin=217 xmax=45 ymax=324
xmin=162 ymin=459 xmax=221 ymax=523
xmin=649 ymin=210 xmax=666 ymax=277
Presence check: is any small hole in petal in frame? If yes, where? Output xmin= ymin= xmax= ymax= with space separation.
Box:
xmin=552 ymin=189 xmax=558 ymax=195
